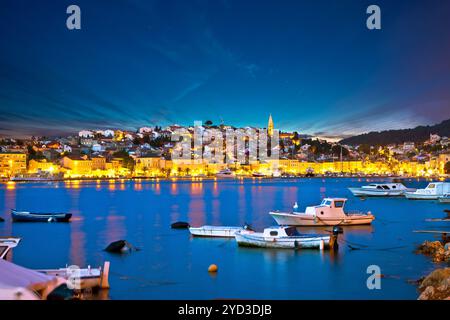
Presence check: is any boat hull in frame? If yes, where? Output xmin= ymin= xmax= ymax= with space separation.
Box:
xmin=235 ymin=232 xmax=332 ymax=249
xmin=189 ymin=226 xmax=244 ymax=238
xmin=438 ymin=197 xmax=450 ymax=203
xmin=11 ymin=210 xmax=72 ymax=222
xmin=348 ymin=187 xmax=404 ymax=197
xmin=269 ymin=212 xmax=374 ymax=226
xmin=404 ymin=192 xmax=438 ymax=200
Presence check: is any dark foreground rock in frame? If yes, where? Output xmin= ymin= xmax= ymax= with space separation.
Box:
xmin=418 ymin=268 xmax=450 ymax=300
xmin=104 ymin=240 xmax=135 ymax=253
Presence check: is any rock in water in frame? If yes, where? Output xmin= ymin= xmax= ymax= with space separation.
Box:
xmin=105 ymin=240 xmax=132 ymax=253
xmin=418 ymin=268 xmax=450 ymax=300
xmin=416 ymin=240 xmax=449 ymax=262
xmin=171 ymin=221 xmax=190 ymax=229
xmin=0 ymin=217 xmax=4 ymax=222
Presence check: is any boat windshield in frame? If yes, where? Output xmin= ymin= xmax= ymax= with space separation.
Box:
xmin=320 ymin=200 xmax=333 ymax=206
xmin=382 ymin=185 xmax=390 ymax=190
xmin=427 ymin=184 xmax=436 ymax=189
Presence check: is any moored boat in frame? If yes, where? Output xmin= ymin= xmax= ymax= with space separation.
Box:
xmin=189 ymin=225 xmax=253 ymax=238
xmin=348 ymin=183 xmax=410 ymax=197
xmin=404 ymin=182 xmax=450 ymax=200
xmin=0 ymin=237 xmax=21 ymax=259
xmin=438 ymin=193 xmax=450 ymax=203
xmin=234 ymin=226 xmax=338 ymax=250
xmin=215 ymin=169 xmax=234 ymax=178
xmin=36 ymin=261 xmax=110 ymax=290
xmin=252 ymin=172 xmax=265 ymax=177
xmin=270 ymin=198 xmax=374 ymax=226
xmin=11 ymin=209 xmax=72 ymax=222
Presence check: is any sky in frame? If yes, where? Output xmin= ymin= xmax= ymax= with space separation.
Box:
xmin=1 ymin=0 xmax=450 ymax=139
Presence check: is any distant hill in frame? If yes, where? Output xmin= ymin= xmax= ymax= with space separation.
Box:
xmin=339 ymin=119 xmax=450 ymax=146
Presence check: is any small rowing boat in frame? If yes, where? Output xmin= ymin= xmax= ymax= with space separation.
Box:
xmin=11 ymin=209 xmax=72 ymax=222
xmin=234 ymin=226 xmax=339 ymax=250
xmin=189 ymin=224 xmax=253 ymax=238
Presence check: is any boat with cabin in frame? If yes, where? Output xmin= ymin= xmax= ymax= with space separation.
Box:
xmin=348 ymin=183 xmax=410 ymax=197
xmin=234 ymin=226 xmax=339 ymax=250
xmin=404 ymin=182 xmax=450 ymax=200
xmin=11 ymin=209 xmax=72 ymax=222
xmin=270 ymin=198 xmax=374 ymax=226
xmin=189 ymin=225 xmax=253 ymax=238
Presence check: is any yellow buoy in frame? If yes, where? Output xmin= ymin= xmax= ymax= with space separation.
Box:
xmin=208 ymin=264 xmax=218 ymax=273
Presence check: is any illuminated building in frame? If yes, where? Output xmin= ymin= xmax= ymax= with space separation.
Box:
xmin=0 ymin=152 xmax=27 ymax=177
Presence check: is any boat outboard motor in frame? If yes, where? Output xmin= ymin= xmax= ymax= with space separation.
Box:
xmin=332 ymin=226 xmax=344 ymax=235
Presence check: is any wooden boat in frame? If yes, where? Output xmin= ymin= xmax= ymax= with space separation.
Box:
xmin=234 ymin=226 xmax=338 ymax=250
xmin=189 ymin=225 xmax=253 ymax=238
xmin=348 ymin=183 xmax=410 ymax=197
xmin=270 ymin=198 xmax=374 ymax=226
xmin=11 ymin=209 xmax=72 ymax=222
xmin=36 ymin=261 xmax=110 ymax=290
xmin=405 ymin=182 xmax=450 ymax=200
xmin=0 ymin=237 xmax=21 ymax=259
xmin=438 ymin=193 xmax=450 ymax=203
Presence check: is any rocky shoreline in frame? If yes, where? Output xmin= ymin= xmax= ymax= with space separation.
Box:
xmin=416 ymin=240 xmax=450 ymax=300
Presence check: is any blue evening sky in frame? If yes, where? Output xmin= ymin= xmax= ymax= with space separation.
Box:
xmin=1 ymin=0 xmax=450 ymax=138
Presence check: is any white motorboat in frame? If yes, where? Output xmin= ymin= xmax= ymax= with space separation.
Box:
xmin=189 ymin=225 xmax=253 ymax=238
xmin=215 ymin=169 xmax=234 ymax=178
xmin=0 ymin=237 xmax=21 ymax=259
xmin=348 ymin=183 xmax=410 ymax=197
xmin=36 ymin=261 xmax=110 ymax=290
xmin=438 ymin=193 xmax=450 ymax=203
xmin=405 ymin=182 xmax=450 ymax=200
xmin=270 ymin=198 xmax=374 ymax=226
xmin=234 ymin=226 xmax=339 ymax=250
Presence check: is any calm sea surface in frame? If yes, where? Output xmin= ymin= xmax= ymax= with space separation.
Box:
xmin=1 ymin=178 xmax=448 ymax=299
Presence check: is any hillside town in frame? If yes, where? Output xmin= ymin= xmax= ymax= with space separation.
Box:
xmin=0 ymin=116 xmax=449 ymax=181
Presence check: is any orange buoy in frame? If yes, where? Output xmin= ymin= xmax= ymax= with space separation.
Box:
xmin=208 ymin=264 xmax=218 ymax=273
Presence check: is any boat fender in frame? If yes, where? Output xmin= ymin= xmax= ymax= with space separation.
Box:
xmin=48 ymin=217 xmax=55 ymax=223
xmin=171 ymin=221 xmax=190 ymax=229
xmin=332 ymin=226 xmax=344 ymax=235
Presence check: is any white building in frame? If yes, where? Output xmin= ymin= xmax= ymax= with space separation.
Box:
xmin=78 ymin=130 xmax=94 ymax=138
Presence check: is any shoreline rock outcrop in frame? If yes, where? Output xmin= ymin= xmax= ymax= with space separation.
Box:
xmin=416 ymin=240 xmax=450 ymax=263
xmin=417 ymin=268 xmax=450 ymax=300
